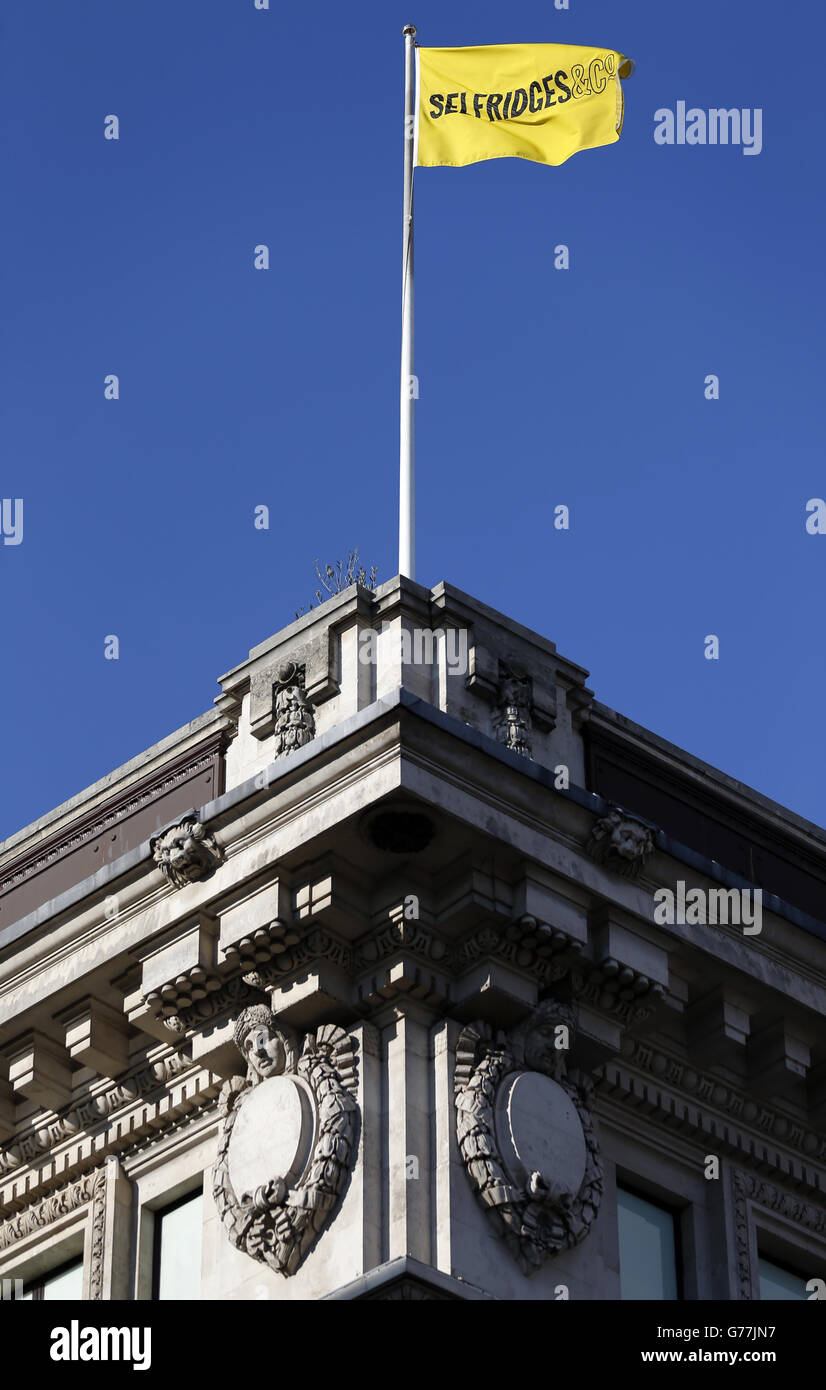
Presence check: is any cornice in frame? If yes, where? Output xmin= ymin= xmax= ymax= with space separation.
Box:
xmin=0 ymin=1164 xmax=107 ymax=1268
xmin=0 ymin=1107 xmax=220 ymax=1274
xmin=0 ymin=1063 xmax=221 ymax=1207
xmin=0 ymin=1048 xmax=192 ymax=1177
xmin=587 ymin=703 xmax=826 ymax=861
xmin=2 ymin=690 xmax=823 ymax=974
xmin=0 ymin=728 xmax=227 ymax=890
xmin=599 ymin=1040 xmax=826 ymax=1193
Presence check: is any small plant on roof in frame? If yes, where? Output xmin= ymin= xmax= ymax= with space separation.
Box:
xmin=295 ymin=549 xmax=378 ymax=618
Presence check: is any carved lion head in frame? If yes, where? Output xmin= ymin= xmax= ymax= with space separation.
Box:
xmin=150 ymin=815 xmax=222 ymax=889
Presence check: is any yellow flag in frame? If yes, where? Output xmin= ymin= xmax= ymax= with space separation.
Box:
xmin=415 ymin=43 xmax=634 ymax=169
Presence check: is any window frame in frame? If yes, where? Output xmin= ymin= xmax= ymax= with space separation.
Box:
xmin=736 ymin=1173 xmax=826 ymax=1300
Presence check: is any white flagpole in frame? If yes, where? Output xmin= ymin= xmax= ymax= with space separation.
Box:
xmin=399 ymin=24 xmax=417 ymax=579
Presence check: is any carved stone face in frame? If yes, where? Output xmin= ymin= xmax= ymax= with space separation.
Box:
xmin=163 ymin=830 xmax=201 ymax=877
xmin=524 ymin=1020 xmax=562 ymax=1075
xmin=610 ymin=820 xmax=651 ymax=861
xmin=151 ymin=817 xmax=223 ymax=889
xmin=243 ymin=1024 xmax=286 ymax=1082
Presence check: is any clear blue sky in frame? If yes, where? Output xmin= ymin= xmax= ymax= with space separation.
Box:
xmin=2 ymin=0 xmax=824 ymax=842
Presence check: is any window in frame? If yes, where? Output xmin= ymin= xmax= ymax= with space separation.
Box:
xmin=758 ymin=1256 xmax=809 ymax=1301
xmin=617 ymin=1185 xmax=680 ymax=1300
xmin=152 ymin=1188 xmax=203 ymax=1300
xmin=16 ymin=1257 xmax=83 ymax=1301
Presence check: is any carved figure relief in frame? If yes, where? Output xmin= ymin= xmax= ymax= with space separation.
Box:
xmin=492 ymin=665 xmax=532 ymax=757
xmin=213 ymin=1005 xmax=359 ymax=1277
xmin=454 ymin=1001 xmax=603 ymax=1275
xmin=150 ymin=814 xmax=223 ymax=889
xmin=272 ymin=663 xmax=315 ymax=758
xmin=587 ymin=807 xmax=655 ymax=879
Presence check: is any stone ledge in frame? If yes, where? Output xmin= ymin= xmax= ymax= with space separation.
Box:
xmin=3 ymin=688 xmax=824 ymax=962
xmin=322 ymin=1254 xmax=494 ymax=1300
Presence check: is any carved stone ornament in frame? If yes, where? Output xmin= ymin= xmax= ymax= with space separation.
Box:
xmin=454 ymin=1001 xmax=603 ymax=1275
xmin=492 ymin=665 xmax=532 ymax=757
xmin=272 ymin=662 xmax=315 ymax=758
xmin=0 ymin=1166 xmax=106 ymax=1260
xmin=587 ymin=807 xmax=655 ymax=879
xmin=213 ymin=1005 xmax=359 ymax=1277
xmin=150 ymin=814 xmax=223 ymax=889
xmin=732 ymin=1169 xmax=826 ymax=1300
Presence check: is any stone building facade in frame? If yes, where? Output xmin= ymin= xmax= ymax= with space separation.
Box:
xmin=0 ymin=577 xmax=824 ymax=1301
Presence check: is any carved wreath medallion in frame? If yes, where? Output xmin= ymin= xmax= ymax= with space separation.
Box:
xmin=213 ymin=1006 xmax=359 ymax=1277
xmin=454 ymin=1001 xmax=603 ymax=1275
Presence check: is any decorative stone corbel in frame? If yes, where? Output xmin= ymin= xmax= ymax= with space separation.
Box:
xmin=56 ymin=998 xmax=129 ymax=1079
xmin=150 ymin=814 xmax=224 ymax=889
xmin=138 ymin=915 xmax=220 ymax=1036
xmin=6 ymin=1031 xmax=73 ymax=1112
